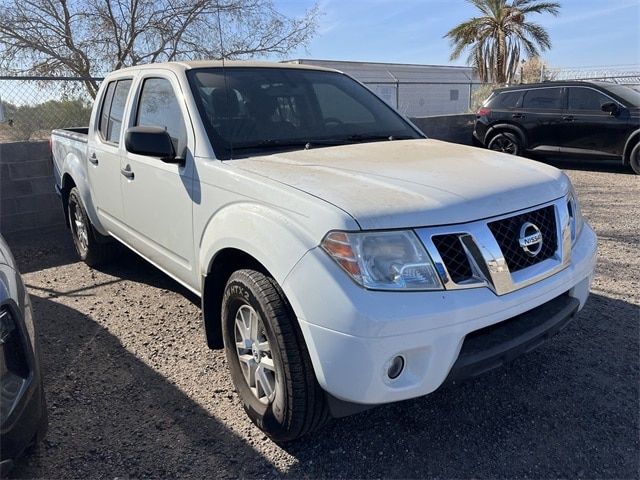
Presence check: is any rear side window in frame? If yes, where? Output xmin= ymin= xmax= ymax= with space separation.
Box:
xmin=136 ymin=78 xmax=188 ymax=158
xmin=106 ymin=80 xmax=132 ymax=144
xmin=98 ymin=82 xmax=116 ymax=139
xmin=568 ymin=88 xmax=612 ymax=111
xmin=98 ymin=79 xmax=132 ymax=144
xmin=522 ymin=88 xmax=563 ymax=110
xmin=488 ymin=91 xmax=523 ymax=109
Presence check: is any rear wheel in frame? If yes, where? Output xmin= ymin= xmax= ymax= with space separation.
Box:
xmin=487 ymin=131 xmax=521 ymax=155
xmin=629 ymin=142 xmax=640 ymax=175
xmin=67 ymin=187 xmax=118 ymax=267
xmin=222 ymin=269 xmax=330 ymax=442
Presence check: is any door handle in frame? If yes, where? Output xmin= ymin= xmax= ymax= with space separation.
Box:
xmin=121 ymin=165 xmax=135 ymax=180
xmin=562 ymin=115 xmax=574 ymax=122
xmin=512 ymin=113 xmax=525 ymax=119
xmin=88 ymin=152 xmax=99 ymax=165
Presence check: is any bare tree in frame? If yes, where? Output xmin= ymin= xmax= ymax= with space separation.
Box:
xmin=0 ymin=0 xmax=320 ymax=97
xmin=519 ymin=56 xmax=557 ymax=83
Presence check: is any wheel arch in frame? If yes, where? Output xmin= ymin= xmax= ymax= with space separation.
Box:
xmin=60 ymin=173 xmax=77 ymax=227
xmin=485 ymin=123 xmax=528 ymax=149
xmin=622 ymin=129 xmax=640 ymax=165
xmin=201 ymin=248 xmax=273 ymax=349
xmin=198 ymin=203 xmax=319 ymax=349
xmin=59 ymin=155 xmax=105 ymax=235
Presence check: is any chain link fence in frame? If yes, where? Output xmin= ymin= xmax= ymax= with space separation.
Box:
xmin=0 ymin=76 xmax=102 ymax=143
xmin=1 ymin=67 xmax=637 ymax=144
xmin=0 ymin=75 xmax=485 ymax=143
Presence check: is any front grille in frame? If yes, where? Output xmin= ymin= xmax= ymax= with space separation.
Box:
xmin=432 ymin=234 xmax=473 ymax=283
xmin=488 ymin=205 xmax=557 ymax=272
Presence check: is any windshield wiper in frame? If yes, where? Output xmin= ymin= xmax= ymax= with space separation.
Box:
xmin=344 ymin=134 xmax=416 ymax=142
xmin=233 ymin=138 xmax=351 ymax=152
xmin=232 ymin=139 xmax=311 ymax=151
xmin=231 ymin=134 xmax=416 ymax=153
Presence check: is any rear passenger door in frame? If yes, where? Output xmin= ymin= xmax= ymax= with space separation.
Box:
xmin=557 ymin=86 xmax=627 ymax=157
xmin=519 ymin=87 xmax=565 ymax=152
xmin=119 ymin=73 xmax=197 ymax=289
xmin=87 ymin=78 xmax=132 ymax=231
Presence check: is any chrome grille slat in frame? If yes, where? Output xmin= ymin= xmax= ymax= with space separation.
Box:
xmin=488 ymin=205 xmax=557 ymax=272
xmin=416 ymin=197 xmax=571 ymax=296
xmin=431 ymin=234 xmax=473 ymax=283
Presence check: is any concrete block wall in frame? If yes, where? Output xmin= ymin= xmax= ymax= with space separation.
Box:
xmin=0 ymin=141 xmax=65 ymax=236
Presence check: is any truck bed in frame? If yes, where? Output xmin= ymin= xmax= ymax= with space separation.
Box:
xmin=52 ymin=127 xmax=89 ymax=143
xmin=51 ymin=127 xmax=89 ymax=192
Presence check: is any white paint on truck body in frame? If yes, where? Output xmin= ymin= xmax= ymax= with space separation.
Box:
xmin=51 ymin=60 xmax=597 ymax=406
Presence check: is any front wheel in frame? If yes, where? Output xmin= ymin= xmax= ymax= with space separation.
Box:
xmin=487 ymin=131 xmax=521 ymax=155
xmin=221 ymin=269 xmax=329 ymax=442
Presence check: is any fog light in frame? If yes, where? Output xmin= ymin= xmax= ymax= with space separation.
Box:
xmin=387 ymin=356 xmax=405 ymax=379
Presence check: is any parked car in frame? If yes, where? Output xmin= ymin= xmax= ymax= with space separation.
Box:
xmin=0 ymin=235 xmax=47 ymax=473
xmin=51 ymin=61 xmax=597 ymax=441
xmin=473 ymin=81 xmax=640 ymax=174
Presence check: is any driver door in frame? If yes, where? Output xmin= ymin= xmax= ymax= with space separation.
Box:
xmin=119 ymin=73 xmax=198 ymax=290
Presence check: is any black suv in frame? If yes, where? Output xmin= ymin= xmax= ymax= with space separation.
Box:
xmin=473 ymin=81 xmax=640 ymax=173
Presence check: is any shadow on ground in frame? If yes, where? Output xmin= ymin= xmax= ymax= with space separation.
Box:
xmin=280 ymin=292 xmax=639 ymax=479
xmin=6 ymin=212 xmax=639 ymax=478
xmin=10 ymin=295 xmax=274 ymax=479
xmin=538 ymin=156 xmax=635 ymax=175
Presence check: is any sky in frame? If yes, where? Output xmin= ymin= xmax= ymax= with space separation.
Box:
xmin=272 ymin=0 xmax=640 ymax=69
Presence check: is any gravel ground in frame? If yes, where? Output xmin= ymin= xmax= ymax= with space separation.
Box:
xmin=7 ymin=160 xmax=639 ymax=479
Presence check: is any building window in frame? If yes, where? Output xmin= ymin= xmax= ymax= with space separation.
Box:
xmin=450 ymin=89 xmax=459 ymax=101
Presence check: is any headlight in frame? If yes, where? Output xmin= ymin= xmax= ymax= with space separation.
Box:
xmin=568 ymin=186 xmax=584 ymax=246
xmin=321 ymin=230 xmax=443 ymax=291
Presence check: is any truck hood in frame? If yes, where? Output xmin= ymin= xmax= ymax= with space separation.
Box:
xmin=229 ymin=139 xmax=569 ymax=229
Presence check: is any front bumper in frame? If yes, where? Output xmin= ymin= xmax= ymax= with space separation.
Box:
xmin=282 ymin=222 xmax=597 ymax=406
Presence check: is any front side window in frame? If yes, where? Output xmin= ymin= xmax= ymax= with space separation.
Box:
xmin=522 ymin=88 xmax=563 ymax=110
xmin=187 ymin=68 xmax=421 ymax=159
xmin=106 ymin=79 xmax=132 ymax=144
xmin=568 ymin=88 xmax=612 ymax=111
xmin=136 ymin=78 xmax=188 ymax=157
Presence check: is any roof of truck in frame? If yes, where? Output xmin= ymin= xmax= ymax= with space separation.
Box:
xmin=113 ymin=60 xmax=340 ymax=75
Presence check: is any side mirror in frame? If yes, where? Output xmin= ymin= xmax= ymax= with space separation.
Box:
xmin=601 ymin=102 xmax=619 ymax=116
xmin=124 ymin=126 xmax=180 ymax=163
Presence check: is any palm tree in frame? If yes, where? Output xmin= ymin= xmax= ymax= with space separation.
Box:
xmin=445 ymin=0 xmax=560 ymax=84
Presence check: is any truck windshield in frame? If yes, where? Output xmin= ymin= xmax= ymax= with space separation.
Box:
xmin=187 ymin=67 xmax=422 ymax=159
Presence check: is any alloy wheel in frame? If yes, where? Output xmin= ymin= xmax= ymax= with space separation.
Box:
xmin=489 ymin=135 xmax=518 ymax=154
xmin=234 ymin=304 xmax=277 ymax=404
xmin=70 ymin=200 xmax=89 ymax=254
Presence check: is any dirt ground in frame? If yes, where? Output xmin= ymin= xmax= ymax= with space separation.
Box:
xmin=7 ymin=159 xmax=639 ymax=479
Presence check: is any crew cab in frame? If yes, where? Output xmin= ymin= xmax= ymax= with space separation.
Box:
xmin=51 ymin=61 xmax=597 ymax=441
xmin=473 ymin=81 xmax=640 ymax=173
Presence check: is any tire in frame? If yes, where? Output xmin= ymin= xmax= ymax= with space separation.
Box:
xmin=221 ymin=269 xmax=330 ymax=442
xmin=67 ymin=187 xmax=118 ymax=267
xmin=629 ymin=142 xmax=640 ymax=175
xmin=29 ymin=381 xmax=48 ymax=448
xmin=487 ymin=131 xmax=521 ymax=155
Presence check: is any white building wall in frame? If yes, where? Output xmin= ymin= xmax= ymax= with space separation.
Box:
xmin=286 ymin=59 xmax=481 ymax=116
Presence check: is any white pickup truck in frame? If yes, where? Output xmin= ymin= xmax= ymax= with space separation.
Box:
xmin=51 ymin=61 xmax=597 ymax=441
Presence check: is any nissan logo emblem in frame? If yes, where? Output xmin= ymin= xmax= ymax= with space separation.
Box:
xmin=518 ymin=222 xmax=543 ymax=256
